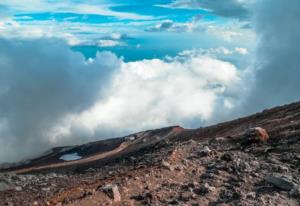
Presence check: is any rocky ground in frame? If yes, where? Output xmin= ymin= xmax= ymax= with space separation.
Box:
xmin=1 ymin=101 xmax=300 ymax=206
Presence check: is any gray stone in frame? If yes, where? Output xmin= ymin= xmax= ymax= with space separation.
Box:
xmin=42 ymin=187 xmax=50 ymax=191
xmin=290 ymin=187 xmax=300 ymax=197
xmin=198 ymin=146 xmax=211 ymax=156
xmin=15 ymin=186 xmax=22 ymax=191
xmin=246 ymin=192 xmax=256 ymax=199
xmin=0 ymin=181 xmax=11 ymax=191
xmin=161 ymin=160 xmax=174 ymax=171
xmin=265 ymin=173 xmax=298 ymax=191
xmin=102 ymin=184 xmax=121 ymax=202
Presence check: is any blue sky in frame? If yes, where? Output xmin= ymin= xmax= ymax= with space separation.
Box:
xmin=0 ymin=0 xmax=255 ymax=61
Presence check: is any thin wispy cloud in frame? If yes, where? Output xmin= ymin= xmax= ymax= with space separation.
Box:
xmin=0 ymin=1 xmax=154 ymax=20
xmin=157 ymin=0 xmax=254 ymax=20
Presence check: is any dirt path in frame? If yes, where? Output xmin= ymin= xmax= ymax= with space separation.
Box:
xmin=15 ymin=142 xmax=129 ymax=174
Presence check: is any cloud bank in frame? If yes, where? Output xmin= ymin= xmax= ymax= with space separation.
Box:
xmin=0 ymin=39 xmax=120 ymax=162
xmin=52 ymin=52 xmax=243 ymax=142
xmin=0 ymin=39 xmax=244 ymax=163
xmin=240 ymin=0 xmax=300 ymax=114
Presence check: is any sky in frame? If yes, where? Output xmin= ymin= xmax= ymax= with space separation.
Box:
xmin=0 ymin=0 xmax=299 ymax=163
xmin=0 ymin=0 xmax=255 ymax=60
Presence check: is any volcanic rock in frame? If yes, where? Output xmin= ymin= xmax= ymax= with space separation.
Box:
xmin=102 ymin=184 xmax=121 ymax=202
xmin=265 ymin=173 xmax=298 ymax=191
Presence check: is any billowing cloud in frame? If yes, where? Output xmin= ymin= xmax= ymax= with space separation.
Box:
xmin=160 ymin=0 xmax=253 ymax=20
xmin=48 ymin=51 xmax=244 ymax=146
xmin=0 ymin=39 xmax=244 ymax=163
xmin=0 ymin=38 xmax=120 ymax=162
xmin=239 ymin=0 xmax=300 ymax=114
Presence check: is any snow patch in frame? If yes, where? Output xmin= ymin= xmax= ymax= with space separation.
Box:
xmin=59 ymin=153 xmax=82 ymax=161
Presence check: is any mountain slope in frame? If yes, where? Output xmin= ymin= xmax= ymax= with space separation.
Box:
xmin=1 ymin=101 xmax=300 ymax=205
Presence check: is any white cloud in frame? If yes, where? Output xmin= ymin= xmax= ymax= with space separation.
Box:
xmin=0 ymin=19 xmax=117 ymax=46
xmin=50 ymin=51 xmax=243 ymax=144
xmin=98 ymin=39 xmax=126 ymax=47
xmin=235 ymin=47 xmax=248 ymax=55
xmin=145 ymin=17 xmax=255 ymax=43
xmin=0 ymin=38 xmax=120 ymax=162
xmin=145 ymin=17 xmax=202 ymax=33
xmin=110 ymin=33 xmax=123 ymax=40
xmin=0 ymin=0 xmax=153 ymax=20
xmin=0 ymin=38 xmax=247 ymax=163
xmin=177 ymin=46 xmax=250 ymax=58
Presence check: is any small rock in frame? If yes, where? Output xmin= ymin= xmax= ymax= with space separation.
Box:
xmin=130 ymin=194 xmax=144 ymax=201
xmin=265 ymin=173 xmax=298 ymax=191
xmin=0 ymin=181 xmax=11 ymax=191
xmin=198 ymin=146 xmax=211 ymax=157
xmin=290 ymin=187 xmax=300 ymax=197
xmin=194 ymin=183 xmax=215 ymax=195
xmin=221 ymin=153 xmax=233 ymax=162
xmin=214 ymin=137 xmax=228 ymax=142
xmin=219 ymin=189 xmax=240 ymax=200
xmin=174 ymin=165 xmax=183 ymax=171
xmin=161 ymin=160 xmax=173 ymax=171
xmin=254 ymin=127 xmax=269 ymax=142
xmin=246 ymin=192 xmax=256 ymax=199
xmin=126 ymin=136 xmax=136 ymax=141
xmin=102 ymin=184 xmax=121 ymax=202
xmin=179 ymin=192 xmax=191 ymax=202
xmin=15 ymin=186 xmax=22 ymax=191
xmin=85 ymin=168 xmax=96 ymax=173
xmin=42 ymin=187 xmax=50 ymax=191
xmin=250 ymin=161 xmax=260 ymax=169
xmin=277 ymin=165 xmax=289 ymax=173
xmin=130 ymin=156 xmax=136 ymax=161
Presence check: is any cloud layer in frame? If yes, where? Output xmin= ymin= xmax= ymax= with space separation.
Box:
xmin=0 ymin=39 xmax=243 ymax=163
xmin=0 ymin=38 xmax=120 ymax=162
xmin=240 ymin=0 xmax=300 ymax=114
xmin=53 ymin=52 xmax=243 ymax=141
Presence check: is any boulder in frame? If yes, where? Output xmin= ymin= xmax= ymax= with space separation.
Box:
xmin=245 ymin=127 xmax=269 ymax=142
xmin=265 ymin=173 xmax=298 ymax=191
